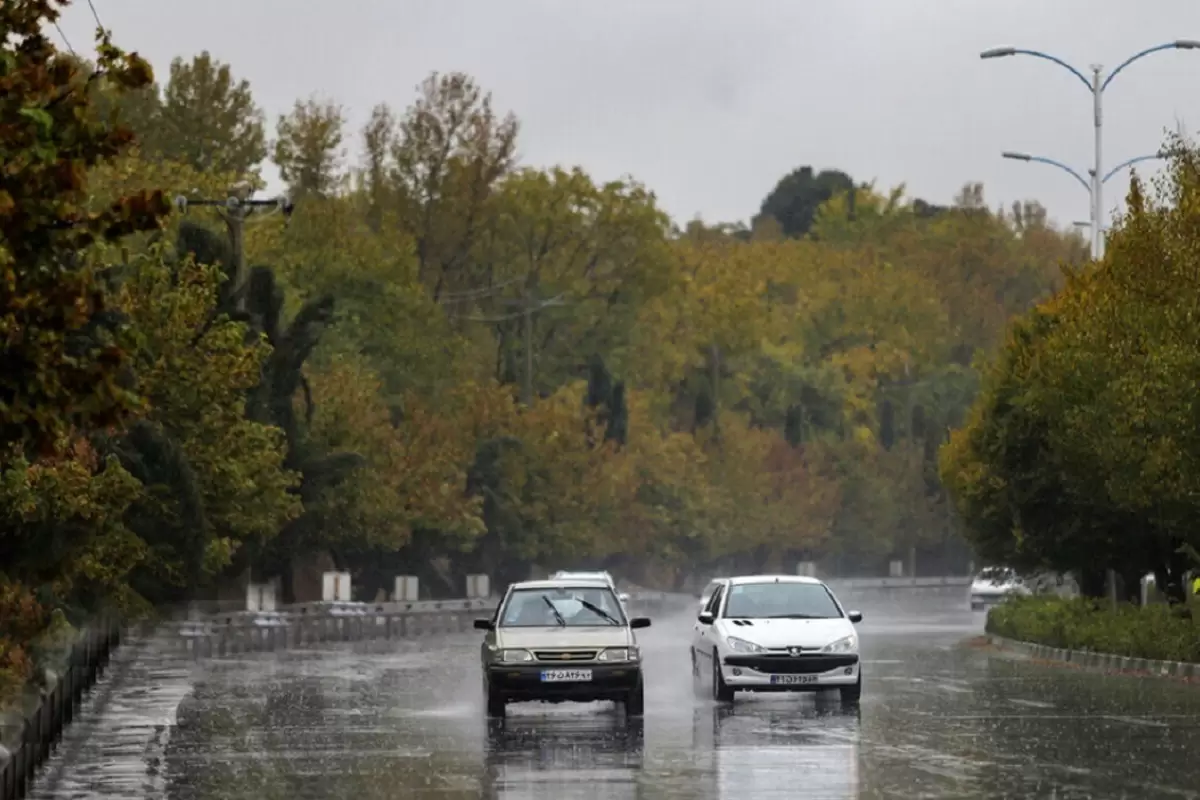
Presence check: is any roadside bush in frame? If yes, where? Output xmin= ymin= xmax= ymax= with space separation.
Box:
xmin=986 ymin=595 xmax=1200 ymax=663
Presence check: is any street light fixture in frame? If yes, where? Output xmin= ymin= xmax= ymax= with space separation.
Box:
xmin=981 ymin=40 xmax=1200 ymax=258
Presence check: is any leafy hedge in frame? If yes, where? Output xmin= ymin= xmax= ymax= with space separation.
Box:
xmin=986 ymin=595 xmax=1200 ymax=664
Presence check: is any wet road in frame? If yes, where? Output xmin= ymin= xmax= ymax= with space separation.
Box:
xmin=157 ymin=593 xmax=1200 ymax=800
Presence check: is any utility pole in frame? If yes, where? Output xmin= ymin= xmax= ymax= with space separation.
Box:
xmin=174 ymin=183 xmax=293 ymax=311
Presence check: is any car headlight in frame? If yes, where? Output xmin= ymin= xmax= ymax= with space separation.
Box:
xmin=726 ymin=636 xmax=766 ymax=654
xmin=598 ymin=647 xmax=639 ymax=662
xmin=499 ymin=649 xmax=533 ymax=663
xmin=821 ymin=635 xmax=858 ymax=654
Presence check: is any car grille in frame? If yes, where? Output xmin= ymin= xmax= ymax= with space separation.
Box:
xmin=724 ymin=654 xmax=858 ymax=674
xmin=534 ymin=650 xmax=599 ymax=662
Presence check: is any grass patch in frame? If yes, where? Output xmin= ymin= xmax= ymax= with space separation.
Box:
xmin=986 ymin=595 xmax=1200 ymax=664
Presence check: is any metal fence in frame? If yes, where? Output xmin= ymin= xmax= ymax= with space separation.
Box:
xmin=0 ymin=618 xmax=121 ymax=800
xmin=172 ymin=591 xmax=671 ymax=659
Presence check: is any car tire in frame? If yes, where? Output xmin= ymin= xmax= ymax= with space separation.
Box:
xmin=625 ymin=680 xmax=645 ymax=717
xmin=840 ymin=672 xmax=862 ymax=707
xmin=712 ymin=649 xmax=734 ymax=703
xmin=485 ymin=683 xmax=506 ymax=718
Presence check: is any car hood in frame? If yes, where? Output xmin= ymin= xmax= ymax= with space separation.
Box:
xmin=496 ymin=626 xmax=633 ymax=649
xmin=715 ymin=618 xmax=854 ymax=649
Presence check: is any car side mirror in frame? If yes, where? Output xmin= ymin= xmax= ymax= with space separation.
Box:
xmin=629 ymin=617 xmax=651 ymax=629
xmin=847 ymin=611 xmax=863 ymax=624
xmin=697 ymin=612 xmax=714 ymax=625
xmin=619 ymin=593 xmax=630 ymax=603
xmin=473 ymin=618 xmax=494 ymax=631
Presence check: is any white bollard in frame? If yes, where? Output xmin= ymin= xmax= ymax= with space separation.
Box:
xmin=394 ymin=575 xmax=419 ymax=602
xmin=246 ymin=582 xmax=277 ymax=612
xmin=322 ymin=571 xmax=352 ymax=602
xmin=465 ymin=574 xmax=490 ymax=599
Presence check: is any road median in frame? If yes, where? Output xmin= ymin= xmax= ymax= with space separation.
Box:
xmin=983 ymin=595 xmax=1200 ymax=681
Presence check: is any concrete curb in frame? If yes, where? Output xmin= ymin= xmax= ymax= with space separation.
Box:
xmin=986 ymin=633 xmax=1200 ymax=680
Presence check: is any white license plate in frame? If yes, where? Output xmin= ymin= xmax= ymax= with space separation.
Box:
xmin=770 ymin=674 xmax=818 ymax=685
xmin=540 ymin=669 xmax=593 ymax=682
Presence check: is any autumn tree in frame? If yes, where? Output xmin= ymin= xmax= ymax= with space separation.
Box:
xmin=391 ymin=71 xmax=518 ymax=299
xmin=0 ymin=0 xmax=169 ymax=458
xmin=941 ymin=140 xmax=1200 ymax=601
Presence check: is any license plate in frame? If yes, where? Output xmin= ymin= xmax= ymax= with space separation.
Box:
xmin=770 ymin=674 xmax=818 ymax=685
xmin=540 ymin=669 xmax=593 ymax=682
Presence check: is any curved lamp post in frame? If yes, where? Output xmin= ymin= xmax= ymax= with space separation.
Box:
xmin=1000 ymin=150 xmax=1167 ymax=239
xmin=982 ymin=41 xmax=1200 ymax=258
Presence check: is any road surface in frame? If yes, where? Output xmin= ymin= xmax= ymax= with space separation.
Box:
xmin=30 ymin=593 xmax=1200 ymax=799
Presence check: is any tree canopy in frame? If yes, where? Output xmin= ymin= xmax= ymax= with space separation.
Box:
xmin=1 ymin=15 xmax=1096 ymax=704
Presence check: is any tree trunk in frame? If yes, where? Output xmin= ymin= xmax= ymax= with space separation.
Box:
xmin=1077 ymin=568 xmax=1107 ymax=599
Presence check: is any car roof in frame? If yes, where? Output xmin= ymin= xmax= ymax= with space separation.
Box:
xmin=725 ymin=574 xmax=824 ymax=586
xmin=553 ymin=570 xmax=612 ymax=579
xmin=511 ymin=578 xmax=614 ymax=591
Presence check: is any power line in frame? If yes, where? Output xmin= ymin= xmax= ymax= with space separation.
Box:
xmin=53 ymin=21 xmax=77 ymax=56
xmin=85 ymin=0 xmax=105 ymax=31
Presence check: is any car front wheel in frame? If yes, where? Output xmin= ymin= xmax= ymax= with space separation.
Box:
xmin=624 ymin=680 xmax=645 ymax=717
xmin=840 ymin=672 xmax=862 ymax=706
xmin=712 ymin=650 xmax=734 ymax=703
xmin=485 ymin=681 xmax=506 ymax=718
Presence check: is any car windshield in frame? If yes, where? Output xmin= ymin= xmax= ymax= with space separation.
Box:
xmin=977 ymin=567 xmax=1016 ymax=583
xmin=499 ymin=586 xmax=627 ymax=627
xmin=722 ymin=582 xmax=842 ymax=619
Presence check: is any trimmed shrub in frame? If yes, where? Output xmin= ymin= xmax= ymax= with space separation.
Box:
xmin=986 ymin=595 xmax=1200 ymax=663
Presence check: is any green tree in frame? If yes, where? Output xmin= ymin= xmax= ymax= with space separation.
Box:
xmin=755 ymin=166 xmax=855 ymax=238
xmin=156 ymin=52 xmax=266 ymax=176
xmin=273 ymin=97 xmax=346 ymax=198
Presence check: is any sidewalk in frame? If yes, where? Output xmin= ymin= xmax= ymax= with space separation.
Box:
xmin=25 ymin=631 xmax=196 ymax=800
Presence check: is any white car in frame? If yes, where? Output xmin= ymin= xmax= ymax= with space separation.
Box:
xmin=552 ymin=570 xmax=630 ymax=606
xmin=969 ymin=566 xmax=1030 ymax=610
xmin=690 ymin=575 xmax=863 ymax=705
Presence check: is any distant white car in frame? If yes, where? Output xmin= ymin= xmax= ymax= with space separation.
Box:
xmin=969 ymin=567 xmax=1030 ymax=610
xmin=552 ymin=571 xmax=630 ymax=606
xmin=691 ymin=575 xmax=863 ymax=706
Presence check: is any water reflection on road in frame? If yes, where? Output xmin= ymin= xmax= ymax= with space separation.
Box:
xmin=164 ymin=594 xmax=1200 ymax=799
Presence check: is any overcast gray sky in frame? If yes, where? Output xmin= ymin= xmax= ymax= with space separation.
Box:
xmin=57 ymin=0 xmax=1200 ymax=230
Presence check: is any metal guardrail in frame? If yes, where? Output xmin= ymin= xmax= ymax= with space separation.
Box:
xmin=0 ymin=618 xmax=121 ymax=800
xmin=825 ymin=576 xmax=973 ymax=589
xmin=172 ymin=592 xmax=668 ymax=659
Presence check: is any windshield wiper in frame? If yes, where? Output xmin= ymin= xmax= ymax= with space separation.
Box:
xmin=541 ymin=595 xmax=567 ymax=627
xmin=577 ymin=599 xmax=621 ymax=626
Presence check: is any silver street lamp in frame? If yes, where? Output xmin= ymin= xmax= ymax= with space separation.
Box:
xmin=1000 ymin=150 xmax=1167 ymax=243
xmin=982 ymin=41 xmax=1200 ymax=258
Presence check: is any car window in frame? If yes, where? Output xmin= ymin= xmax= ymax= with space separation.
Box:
xmin=699 ymin=581 xmax=720 ymax=605
xmin=499 ymin=586 xmax=627 ymax=627
xmin=722 ymin=582 xmax=842 ymax=619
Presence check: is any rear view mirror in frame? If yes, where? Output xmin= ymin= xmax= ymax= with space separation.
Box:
xmin=697 ymin=612 xmax=714 ymax=625
xmin=847 ymin=611 xmax=863 ymax=624
xmin=629 ymin=617 xmax=651 ymax=629
xmin=473 ymin=618 xmax=494 ymax=631
xmin=619 ymin=592 xmax=630 ymax=603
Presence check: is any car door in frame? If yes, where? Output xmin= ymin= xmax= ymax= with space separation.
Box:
xmin=692 ymin=583 xmax=725 ymax=677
